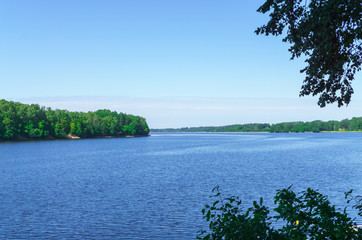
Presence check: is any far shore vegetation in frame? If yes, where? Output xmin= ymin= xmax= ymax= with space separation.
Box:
xmin=0 ymin=99 xmax=149 ymax=141
xmin=151 ymin=117 xmax=362 ymax=133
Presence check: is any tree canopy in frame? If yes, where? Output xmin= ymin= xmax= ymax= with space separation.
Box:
xmin=0 ymin=99 xmax=150 ymax=140
xmin=255 ymin=0 xmax=362 ymax=107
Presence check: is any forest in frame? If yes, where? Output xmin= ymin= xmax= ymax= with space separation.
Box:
xmin=152 ymin=118 xmax=362 ymax=133
xmin=0 ymin=99 xmax=149 ymax=140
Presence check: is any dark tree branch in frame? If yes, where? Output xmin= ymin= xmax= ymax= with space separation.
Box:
xmin=256 ymin=0 xmax=362 ymax=107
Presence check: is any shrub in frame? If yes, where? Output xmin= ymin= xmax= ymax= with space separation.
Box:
xmin=198 ymin=186 xmax=362 ymax=240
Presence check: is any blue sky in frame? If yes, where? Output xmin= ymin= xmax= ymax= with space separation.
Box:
xmin=1 ymin=1 xmax=362 ymax=128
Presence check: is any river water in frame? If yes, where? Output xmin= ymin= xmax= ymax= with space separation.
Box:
xmin=1 ymin=133 xmax=361 ymax=239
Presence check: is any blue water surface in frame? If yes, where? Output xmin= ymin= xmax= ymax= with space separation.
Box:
xmin=0 ymin=133 xmax=361 ymax=239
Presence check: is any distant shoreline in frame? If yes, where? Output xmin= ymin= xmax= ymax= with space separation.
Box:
xmin=150 ymin=131 xmax=362 ymax=134
xmin=151 ymin=117 xmax=362 ymax=133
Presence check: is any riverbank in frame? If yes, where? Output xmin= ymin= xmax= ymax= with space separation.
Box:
xmin=0 ymin=134 xmax=149 ymax=142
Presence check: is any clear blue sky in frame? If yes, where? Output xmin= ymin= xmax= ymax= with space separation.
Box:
xmin=1 ymin=1 xmax=361 ymax=128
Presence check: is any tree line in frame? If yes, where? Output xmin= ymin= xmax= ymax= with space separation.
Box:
xmin=153 ymin=124 xmax=271 ymax=133
xmin=0 ymin=99 xmax=149 ymax=140
xmin=152 ymin=118 xmax=362 ymax=133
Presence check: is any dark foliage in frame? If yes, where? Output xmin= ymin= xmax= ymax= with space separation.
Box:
xmin=198 ymin=186 xmax=362 ymax=239
xmin=256 ymin=0 xmax=362 ymax=107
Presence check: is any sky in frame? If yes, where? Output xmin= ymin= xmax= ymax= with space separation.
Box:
xmin=1 ymin=0 xmax=362 ymax=128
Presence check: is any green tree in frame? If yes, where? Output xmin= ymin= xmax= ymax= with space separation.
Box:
xmin=69 ymin=122 xmax=76 ymax=135
xmin=256 ymin=0 xmax=362 ymax=107
xmin=2 ymin=117 xmax=14 ymax=138
xmin=340 ymin=118 xmax=350 ymax=130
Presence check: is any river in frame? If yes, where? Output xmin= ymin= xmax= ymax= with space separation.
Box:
xmin=0 ymin=133 xmax=361 ymax=239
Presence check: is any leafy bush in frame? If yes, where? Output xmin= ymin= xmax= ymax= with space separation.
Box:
xmin=198 ymin=186 xmax=362 ymax=240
